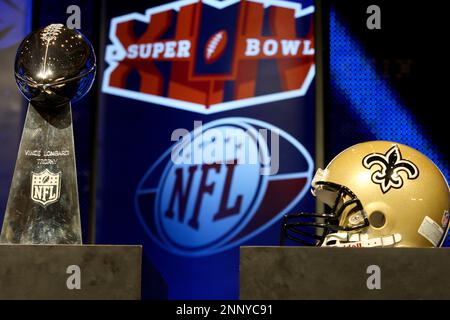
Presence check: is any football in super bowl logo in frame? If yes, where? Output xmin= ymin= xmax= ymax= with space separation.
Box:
xmin=103 ymin=0 xmax=315 ymax=114
xmin=135 ymin=118 xmax=313 ymax=256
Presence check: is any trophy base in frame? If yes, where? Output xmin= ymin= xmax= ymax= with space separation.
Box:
xmin=240 ymin=246 xmax=450 ymax=299
xmin=0 ymin=244 xmax=141 ymax=300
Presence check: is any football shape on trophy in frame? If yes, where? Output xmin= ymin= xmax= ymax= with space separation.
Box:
xmin=204 ymin=30 xmax=228 ymax=64
xmin=14 ymin=24 xmax=96 ymax=109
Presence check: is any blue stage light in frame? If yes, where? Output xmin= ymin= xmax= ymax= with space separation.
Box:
xmin=329 ymin=8 xmax=449 ymax=184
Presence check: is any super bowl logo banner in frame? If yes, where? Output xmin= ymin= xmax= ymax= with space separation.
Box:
xmin=102 ymin=0 xmax=315 ymax=113
xmin=101 ymin=0 xmax=315 ymax=298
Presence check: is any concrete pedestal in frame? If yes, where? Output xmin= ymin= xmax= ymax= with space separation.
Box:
xmin=240 ymin=246 xmax=450 ymax=299
xmin=0 ymin=245 xmax=142 ymax=300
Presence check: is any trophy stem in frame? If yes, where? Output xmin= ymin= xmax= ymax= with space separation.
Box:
xmin=1 ymin=103 xmax=82 ymax=244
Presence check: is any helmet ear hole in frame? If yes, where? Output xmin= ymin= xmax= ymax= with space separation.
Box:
xmin=369 ymin=211 xmax=386 ymax=228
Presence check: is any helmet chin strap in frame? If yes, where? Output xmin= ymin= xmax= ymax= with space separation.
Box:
xmin=322 ymin=232 xmax=402 ymax=248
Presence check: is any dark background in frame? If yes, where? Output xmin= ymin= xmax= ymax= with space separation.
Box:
xmin=322 ymin=0 xmax=448 ymax=181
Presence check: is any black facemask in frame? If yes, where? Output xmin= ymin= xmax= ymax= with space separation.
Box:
xmin=280 ymin=181 xmax=369 ymax=246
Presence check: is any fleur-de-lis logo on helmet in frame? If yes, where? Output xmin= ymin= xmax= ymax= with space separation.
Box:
xmin=363 ymin=145 xmax=419 ymax=193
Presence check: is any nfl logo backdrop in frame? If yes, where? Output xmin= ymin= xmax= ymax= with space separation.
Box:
xmin=97 ymin=0 xmax=316 ymax=299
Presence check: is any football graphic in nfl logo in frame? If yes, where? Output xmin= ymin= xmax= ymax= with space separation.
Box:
xmin=204 ymin=30 xmax=228 ymax=64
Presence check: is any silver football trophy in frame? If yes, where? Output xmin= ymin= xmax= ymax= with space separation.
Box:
xmin=0 ymin=24 xmax=96 ymax=244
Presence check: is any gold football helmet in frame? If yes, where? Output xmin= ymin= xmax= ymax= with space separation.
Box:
xmin=282 ymin=141 xmax=450 ymax=247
